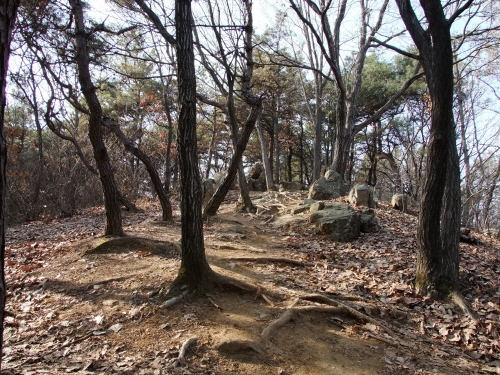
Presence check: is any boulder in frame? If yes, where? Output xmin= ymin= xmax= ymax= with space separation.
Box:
xmin=316 ymin=211 xmax=361 ymax=242
xmin=308 ymin=170 xmax=348 ymax=200
xmin=247 ymin=163 xmax=268 ymax=191
xmin=290 ymin=205 xmax=311 ymax=215
xmin=391 ymin=194 xmax=409 ymax=213
xmin=249 ymin=163 xmax=264 ymax=179
xmin=348 ymin=183 xmax=375 ymax=208
xmin=309 ymin=202 xmax=354 ymax=224
xmin=359 ymin=209 xmax=378 ymax=233
xmin=247 ymin=172 xmax=267 ymax=192
xmin=273 ymin=214 xmax=307 ymax=230
xmin=310 ymin=203 xmax=377 ymax=241
xmin=310 ymin=201 xmax=325 ymax=214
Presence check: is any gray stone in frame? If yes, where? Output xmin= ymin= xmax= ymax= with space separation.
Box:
xmin=316 ymin=211 xmax=361 ymax=242
xmin=228 ymin=226 xmax=246 ymax=234
xmin=359 ymin=209 xmax=378 ymax=233
xmin=203 ymin=178 xmax=217 ymax=202
xmin=303 ymin=199 xmax=316 ymax=205
xmin=249 ymin=163 xmax=264 ymax=179
xmin=392 ymin=194 xmax=409 ymax=213
xmin=213 ymin=170 xmax=236 ymax=189
xmin=308 ymin=177 xmax=341 ymax=200
xmin=348 ymin=183 xmax=375 ymax=208
xmin=273 ymin=215 xmax=307 ymax=230
xmin=308 ymin=170 xmax=349 ymax=200
xmin=309 ymin=202 xmax=354 ymax=224
xmin=290 ymin=205 xmax=310 ymax=215
xmin=279 ymin=181 xmax=305 ymax=191
xmin=310 ymin=201 xmax=325 ymax=214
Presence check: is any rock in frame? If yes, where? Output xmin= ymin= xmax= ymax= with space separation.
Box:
xmin=391 ymin=194 xmax=409 ymax=212
xmin=359 ymin=209 xmax=378 ymax=233
xmin=279 ymin=181 xmax=305 ymax=191
xmin=303 ymin=199 xmax=316 ymax=205
xmin=308 ymin=170 xmax=348 ymax=200
xmin=228 ymin=226 xmax=246 ymax=234
xmin=290 ymin=205 xmax=310 ymax=214
xmin=273 ymin=214 xmax=307 ymax=230
xmin=213 ymin=170 xmax=237 ymax=189
xmin=249 ymin=163 xmax=264 ymax=179
xmin=310 ymin=202 xmax=354 ymax=224
xmin=310 ymin=201 xmax=325 ymax=214
xmin=348 ymin=183 xmax=375 ymax=208
xmin=316 ymin=211 xmax=361 ymax=242
xmin=308 ymin=177 xmax=341 ymax=200
xmin=247 ymin=163 xmax=267 ymax=191
xmin=203 ymin=178 xmax=217 ymax=202
xmin=308 ymin=202 xmax=376 ymax=241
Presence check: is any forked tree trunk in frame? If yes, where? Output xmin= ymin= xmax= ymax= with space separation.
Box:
xmin=396 ymin=0 xmax=467 ymax=299
xmin=203 ymin=105 xmax=261 ymax=217
xmin=70 ymin=0 xmax=124 ymax=236
xmin=0 ymin=0 xmax=20 ymax=368
xmin=103 ymin=118 xmax=173 ymax=221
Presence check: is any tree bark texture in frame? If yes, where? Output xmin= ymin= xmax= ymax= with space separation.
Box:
xmin=395 ymin=0 xmax=465 ymax=298
xmin=175 ymin=0 xmax=211 ymax=288
xmin=70 ymin=0 xmax=124 ymax=236
xmin=0 ymin=0 xmax=19 ymax=368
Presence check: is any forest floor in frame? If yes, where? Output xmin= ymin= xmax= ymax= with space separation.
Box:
xmin=3 ymin=191 xmax=500 ymax=375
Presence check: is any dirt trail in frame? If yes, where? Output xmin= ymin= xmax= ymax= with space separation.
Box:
xmin=3 ymin=192 xmax=498 ymax=374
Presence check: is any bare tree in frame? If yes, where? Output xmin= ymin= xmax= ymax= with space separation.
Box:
xmin=69 ymin=0 xmax=126 ymax=236
xmin=395 ymin=0 xmax=473 ymax=303
xmin=172 ymin=0 xmax=213 ymax=290
xmin=0 ymin=0 xmax=20 ymax=367
xmin=198 ymin=0 xmax=262 ymax=216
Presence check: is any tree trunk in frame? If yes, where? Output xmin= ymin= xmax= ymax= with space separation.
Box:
xmin=273 ymin=99 xmax=280 ymax=184
xmin=0 ymin=0 xmax=19 ymax=368
xmin=205 ymin=108 xmax=217 ymax=178
xmin=70 ymin=0 xmax=124 ymax=236
xmin=256 ymin=114 xmax=275 ymax=190
xmin=313 ymin=89 xmax=323 ymax=181
xmin=203 ymin=105 xmax=261 ymax=217
xmin=103 ymin=118 xmax=173 ymax=221
xmin=455 ymin=64 xmax=473 ymax=227
xmin=396 ymin=0 xmax=466 ymax=299
xmin=173 ymin=0 xmax=212 ymax=290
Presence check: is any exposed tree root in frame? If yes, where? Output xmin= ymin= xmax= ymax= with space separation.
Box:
xmin=212 ymin=272 xmax=282 ymax=300
xmin=218 ymin=292 xmax=399 ymax=357
xmin=300 ymin=293 xmax=397 ymax=338
xmin=227 ymin=257 xmax=313 ymax=267
xmin=170 ymin=337 xmax=197 ymax=367
xmin=261 ymin=298 xmax=299 ymax=340
xmin=449 ymin=290 xmax=478 ymax=321
xmin=162 ymin=291 xmax=188 ymax=308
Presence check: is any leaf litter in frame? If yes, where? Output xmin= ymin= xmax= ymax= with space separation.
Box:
xmin=3 ymin=194 xmax=500 ymax=374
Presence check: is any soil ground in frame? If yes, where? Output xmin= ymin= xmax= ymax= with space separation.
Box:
xmin=3 ymin=191 xmax=500 ymax=374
